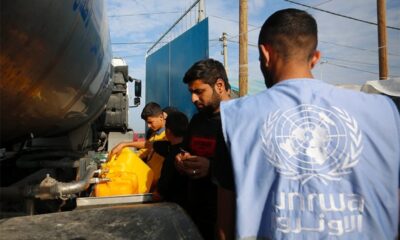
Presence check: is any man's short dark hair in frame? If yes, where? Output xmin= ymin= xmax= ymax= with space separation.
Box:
xmin=165 ymin=111 xmax=188 ymax=137
xmin=141 ymin=102 xmax=163 ymax=120
xmin=258 ymin=8 xmax=318 ymax=61
xmin=183 ymin=58 xmax=230 ymax=90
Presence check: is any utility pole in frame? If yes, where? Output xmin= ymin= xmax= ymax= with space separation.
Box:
xmin=239 ymin=0 xmax=248 ymax=96
xmin=219 ymin=32 xmax=229 ymax=76
xmin=198 ymin=0 xmax=205 ymax=23
xmin=377 ymin=0 xmax=388 ymax=80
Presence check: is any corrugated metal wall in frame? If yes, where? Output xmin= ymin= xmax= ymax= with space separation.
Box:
xmin=145 ymin=18 xmax=209 ymax=119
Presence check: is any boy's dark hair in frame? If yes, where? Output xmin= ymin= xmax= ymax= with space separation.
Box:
xmin=258 ymin=8 xmax=318 ymax=61
xmin=183 ymin=58 xmax=230 ymax=90
xmin=141 ymin=102 xmax=163 ymax=120
xmin=165 ymin=111 xmax=188 ymax=137
xmin=162 ymin=106 xmax=179 ymax=116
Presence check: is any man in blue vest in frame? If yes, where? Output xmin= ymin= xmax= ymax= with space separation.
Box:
xmin=217 ymin=8 xmax=400 ymax=239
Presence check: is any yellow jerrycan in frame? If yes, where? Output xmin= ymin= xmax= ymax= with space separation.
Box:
xmin=94 ymin=148 xmax=154 ymax=197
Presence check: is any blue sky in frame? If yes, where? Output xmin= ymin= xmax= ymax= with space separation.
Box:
xmin=106 ymin=0 xmax=400 ymax=132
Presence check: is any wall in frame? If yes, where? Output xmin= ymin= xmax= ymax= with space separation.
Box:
xmin=145 ymin=18 xmax=209 ymax=119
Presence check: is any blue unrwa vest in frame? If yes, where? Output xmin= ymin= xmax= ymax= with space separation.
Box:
xmin=221 ymin=79 xmax=400 ymax=240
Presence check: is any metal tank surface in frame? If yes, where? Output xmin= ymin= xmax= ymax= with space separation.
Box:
xmin=0 ymin=0 xmax=113 ymax=144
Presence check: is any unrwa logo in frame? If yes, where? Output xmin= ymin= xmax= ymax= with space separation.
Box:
xmin=261 ymin=104 xmax=363 ymax=185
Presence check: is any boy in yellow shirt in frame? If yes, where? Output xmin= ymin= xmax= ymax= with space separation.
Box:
xmin=109 ymin=102 xmax=166 ymax=190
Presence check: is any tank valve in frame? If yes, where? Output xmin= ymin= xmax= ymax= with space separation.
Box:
xmin=90 ymin=178 xmax=111 ymax=184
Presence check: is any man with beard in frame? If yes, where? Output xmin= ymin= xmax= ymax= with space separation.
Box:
xmin=218 ymin=8 xmax=400 ymax=240
xmin=176 ymin=58 xmax=233 ymax=240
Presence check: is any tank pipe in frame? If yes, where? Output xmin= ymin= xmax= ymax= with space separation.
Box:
xmin=0 ymin=164 xmax=98 ymax=200
xmin=50 ymin=164 xmax=97 ymax=197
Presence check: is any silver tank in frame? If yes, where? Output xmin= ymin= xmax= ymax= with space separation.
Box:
xmin=0 ymin=0 xmax=113 ymax=144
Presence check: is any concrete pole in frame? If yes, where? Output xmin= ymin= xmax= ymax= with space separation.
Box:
xmin=220 ymin=32 xmax=229 ymax=76
xmin=239 ymin=0 xmax=248 ymax=96
xmin=377 ymin=0 xmax=388 ymax=80
xmin=198 ymin=0 xmax=205 ymax=23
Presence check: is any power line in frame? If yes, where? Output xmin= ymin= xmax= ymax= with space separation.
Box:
xmin=208 ymin=15 xmax=263 ymax=46
xmin=209 ymin=15 xmax=259 ymax=28
xmin=325 ymin=62 xmax=379 ymax=75
xmin=220 ymin=39 xmax=399 ymax=75
xmin=220 ymin=38 xmax=398 ymax=69
xmin=222 ymin=26 xmax=261 ymax=43
xmin=117 ymin=55 xmax=144 ymax=58
xmin=108 ymin=11 xmax=180 ymax=18
xmin=216 ymin=37 xmax=400 ymax=59
xmin=223 ymin=33 xmax=400 ymax=57
xmin=147 ymin=0 xmax=201 ymax=55
xmin=210 ymin=9 xmax=399 ymax=56
xmin=324 ymin=56 xmax=400 ymax=70
xmin=225 ymin=36 xmax=400 ymax=57
xmin=112 ymin=42 xmax=160 ymax=45
xmin=210 ymin=0 xmax=332 ymax=26
xmin=322 ymin=56 xmax=400 ymax=71
xmin=320 ymin=40 xmax=400 ymax=57
xmin=226 ymin=39 xmax=259 ymax=48
xmin=284 ymin=0 xmax=400 ymax=30
xmin=133 ymin=0 xmax=150 ymax=13
xmin=209 ymin=40 xmax=223 ymax=49
xmin=325 ymin=62 xmax=400 ymax=78
xmin=210 ymin=35 xmax=258 ymax=50
xmin=322 ymin=56 xmax=378 ymax=67
xmin=312 ymin=0 xmax=334 ymax=8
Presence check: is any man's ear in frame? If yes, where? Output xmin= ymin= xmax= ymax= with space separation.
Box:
xmin=259 ymin=44 xmax=270 ymax=67
xmin=162 ymin=112 xmax=167 ymax=120
xmin=310 ymin=50 xmax=321 ymax=69
xmin=215 ymin=78 xmax=225 ymax=94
